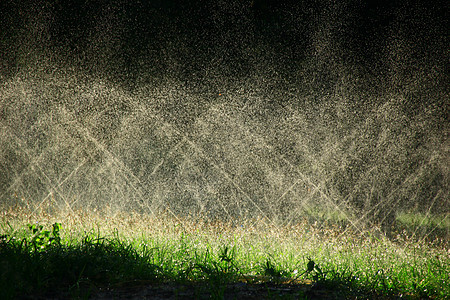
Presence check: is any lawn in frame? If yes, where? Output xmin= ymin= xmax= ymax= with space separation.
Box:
xmin=1 ymin=205 xmax=448 ymax=299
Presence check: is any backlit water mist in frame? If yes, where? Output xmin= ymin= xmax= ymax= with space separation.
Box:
xmin=1 ymin=1 xmax=448 ymax=241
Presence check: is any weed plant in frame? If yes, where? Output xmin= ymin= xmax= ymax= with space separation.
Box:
xmin=1 ymin=205 xmax=448 ymax=299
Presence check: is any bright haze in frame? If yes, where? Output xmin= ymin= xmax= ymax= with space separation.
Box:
xmin=0 ymin=0 xmax=448 ymax=240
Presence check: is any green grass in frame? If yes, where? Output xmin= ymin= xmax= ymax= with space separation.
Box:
xmin=396 ymin=212 xmax=450 ymax=230
xmin=1 ymin=206 xmax=449 ymax=299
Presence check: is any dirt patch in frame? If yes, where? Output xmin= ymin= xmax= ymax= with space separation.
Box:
xmin=87 ymin=281 xmax=341 ymax=300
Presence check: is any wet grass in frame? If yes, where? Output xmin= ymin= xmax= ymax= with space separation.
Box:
xmin=396 ymin=212 xmax=450 ymax=231
xmin=1 ymin=206 xmax=449 ymax=299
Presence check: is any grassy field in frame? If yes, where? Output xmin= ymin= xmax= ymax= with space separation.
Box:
xmin=1 ymin=205 xmax=448 ymax=299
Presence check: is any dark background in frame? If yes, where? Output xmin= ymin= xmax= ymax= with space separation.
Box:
xmin=1 ymin=0 xmax=447 ymax=94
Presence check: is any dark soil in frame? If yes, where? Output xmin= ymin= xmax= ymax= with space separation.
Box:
xmin=21 ymin=280 xmax=348 ymax=300
xmin=90 ymin=281 xmax=338 ymax=300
